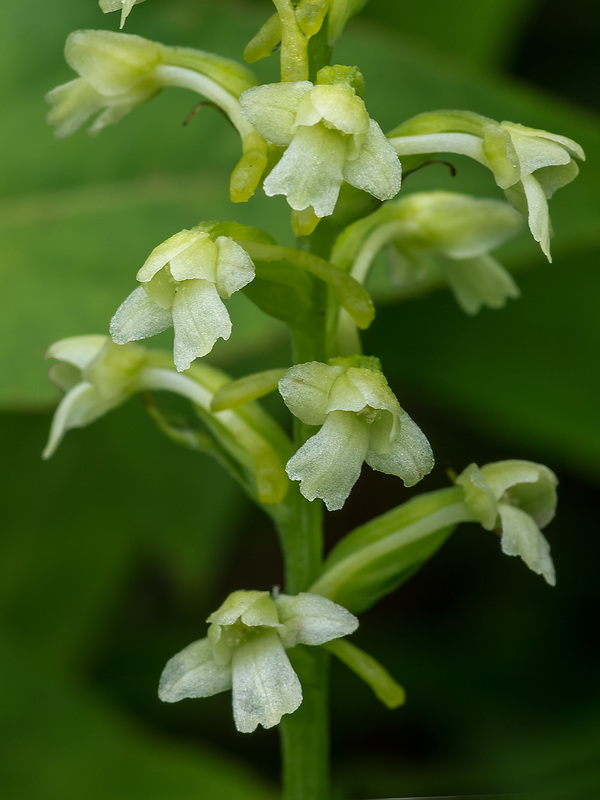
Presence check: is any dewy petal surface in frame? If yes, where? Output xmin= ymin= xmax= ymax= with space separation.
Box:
xmin=231 ymin=630 xmax=302 ymax=733
xmin=172 ymin=279 xmax=232 ymax=371
xmin=110 ymin=286 xmax=173 ymax=344
xmin=263 ymin=123 xmax=347 ymax=216
xmin=342 ymin=119 xmax=402 ymax=201
xmin=286 ymin=410 xmax=370 ymax=511
xmin=274 ymin=592 xmax=358 ymax=649
xmin=365 ymin=413 xmax=434 ymax=487
xmin=240 ymin=81 xmax=313 ymax=147
xmin=158 ymin=638 xmax=232 ymax=702
xmin=214 ymin=237 xmax=255 ymax=298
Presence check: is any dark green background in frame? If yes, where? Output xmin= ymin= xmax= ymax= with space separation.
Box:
xmin=2 ymin=1 xmax=599 ymax=798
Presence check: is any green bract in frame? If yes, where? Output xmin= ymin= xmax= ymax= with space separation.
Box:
xmin=240 ymin=66 xmax=401 ymax=218
xmin=456 ymin=460 xmax=558 ymax=585
xmin=158 ymin=590 xmax=358 ymax=733
xmin=110 ymin=228 xmax=255 ymax=372
xmin=388 ymin=111 xmax=585 ymax=260
xmin=332 ymin=191 xmax=523 ymax=314
xmin=99 ymin=0 xmax=147 ymax=29
xmin=279 ymin=361 xmax=433 ymax=510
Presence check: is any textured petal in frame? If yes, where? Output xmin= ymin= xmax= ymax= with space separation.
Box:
xmin=279 ymin=362 xmax=343 ymax=426
xmin=137 ymin=229 xmax=203 ymax=282
xmin=215 ymin=237 xmax=255 ymax=298
xmin=169 ymin=233 xmax=218 ymax=282
xmin=286 ymin=410 xmax=370 ymax=511
xmin=499 ymin=505 xmax=556 ymax=586
xmin=207 ymin=590 xmax=276 ymax=627
xmin=263 ymin=124 xmax=347 ymax=217
xmin=43 ymin=382 xmax=120 ymax=459
xmin=240 ymin=82 xmax=313 ymax=146
xmin=232 ymin=630 xmax=302 ymax=733
xmin=274 ymin=592 xmax=358 ymax=649
xmin=366 ymin=412 xmax=434 ymax=487
xmin=158 ymin=637 xmax=232 ymax=702
xmin=343 ymin=119 xmax=402 ymax=201
xmin=110 ymin=286 xmax=173 ymax=344
xmin=172 ymin=279 xmax=232 ymax=371
xmin=298 ymin=85 xmax=369 ymax=134
xmin=512 ymin=133 xmax=572 ymax=176
xmin=440 ymin=254 xmax=520 ymax=314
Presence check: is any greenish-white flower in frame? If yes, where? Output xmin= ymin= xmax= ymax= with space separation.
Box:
xmin=279 ymin=360 xmax=434 ymax=511
xmin=456 ymin=460 xmax=557 ymax=585
xmin=46 ymin=29 xmax=163 ymax=138
xmin=42 ymin=335 xmax=148 ymax=459
xmin=389 ymin=111 xmax=585 ymax=260
xmin=333 ymin=191 xmax=523 ymax=314
xmin=99 ymin=0 xmax=147 ymax=29
xmin=240 ymin=66 xmax=401 ymax=217
xmin=110 ymin=229 xmax=255 ymax=371
xmin=158 ymin=589 xmax=358 ymax=733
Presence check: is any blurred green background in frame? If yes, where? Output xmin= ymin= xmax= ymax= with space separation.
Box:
xmin=2 ymin=1 xmax=599 ymax=798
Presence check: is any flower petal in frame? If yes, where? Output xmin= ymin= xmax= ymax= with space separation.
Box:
xmin=286 ymin=410 xmax=370 ymax=511
xmin=231 ymin=630 xmax=302 ymax=732
xmin=279 ymin=362 xmax=343 ymax=426
xmin=169 ymin=233 xmax=218 ymax=282
xmin=215 ymin=237 xmax=255 ymax=298
xmin=43 ymin=382 xmax=120 ymax=459
xmin=172 ymin=279 xmax=232 ymax=370
xmin=366 ymin=412 xmax=434 ymax=487
xmin=274 ymin=592 xmax=358 ymax=649
xmin=499 ymin=504 xmax=556 ymax=586
xmin=46 ymin=334 xmax=108 ymax=370
xmin=137 ymin=229 xmax=203 ymax=282
xmin=342 ymin=119 xmax=402 ymax=201
xmin=110 ymin=286 xmax=173 ymax=345
xmin=158 ymin=637 xmax=232 ymax=702
xmin=263 ymin=124 xmax=347 ymax=217
xmin=207 ymin=590 xmax=276 ymax=627
xmin=299 ymin=85 xmax=369 ymax=135
xmin=440 ymin=254 xmax=520 ymax=314
xmin=240 ymin=81 xmax=313 ymax=146
xmin=46 ymin=79 xmax=105 ymax=138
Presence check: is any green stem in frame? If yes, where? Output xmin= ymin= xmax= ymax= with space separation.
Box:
xmin=280 ymin=646 xmax=330 ymax=800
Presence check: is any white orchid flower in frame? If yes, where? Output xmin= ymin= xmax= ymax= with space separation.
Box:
xmin=110 ymin=229 xmax=255 ymax=371
xmin=240 ymin=66 xmax=401 ymax=218
xmin=456 ymin=460 xmax=558 ymax=585
xmin=388 ymin=111 xmax=584 ymax=260
xmin=158 ymin=590 xmax=358 ymax=733
xmin=279 ymin=360 xmax=434 ymax=511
